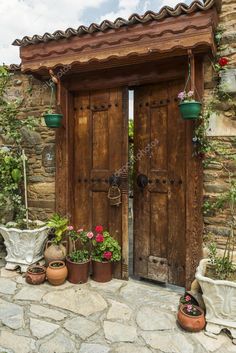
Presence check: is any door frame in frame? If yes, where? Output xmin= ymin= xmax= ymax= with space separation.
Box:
xmin=55 ymin=55 xmax=204 ymax=288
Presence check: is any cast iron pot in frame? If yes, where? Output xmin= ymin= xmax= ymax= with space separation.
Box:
xmin=92 ymin=260 xmax=112 ymax=283
xmin=66 ymin=257 xmax=90 ymax=284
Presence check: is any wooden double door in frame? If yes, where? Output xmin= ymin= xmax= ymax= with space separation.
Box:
xmin=72 ymin=80 xmax=187 ymax=286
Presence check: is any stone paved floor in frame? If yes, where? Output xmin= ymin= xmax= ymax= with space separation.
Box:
xmin=0 ymin=267 xmax=235 ymax=353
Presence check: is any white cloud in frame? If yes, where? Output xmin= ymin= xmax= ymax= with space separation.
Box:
xmin=100 ymin=0 xmax=140 ymax=22
xmin=0 ymin=0 xmax=188 ymax=64
xmin=0 ymin=0 xmax=109 ymax=64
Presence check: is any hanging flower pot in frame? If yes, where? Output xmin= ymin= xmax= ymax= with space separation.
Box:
xmin=178 ymin=91 xmax=201 ymax=120
xmin=178 ymin=101 xmax=202 ymax=120
xmin=44 ymin=113 xmax=63 ymax=128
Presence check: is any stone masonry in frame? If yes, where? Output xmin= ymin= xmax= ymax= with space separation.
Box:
xmin=203 ymin=0 xmax=236 ymax=255
xmin=0 ymin=69 xmax=56 ymax=221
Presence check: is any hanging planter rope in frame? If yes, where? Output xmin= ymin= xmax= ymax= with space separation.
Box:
xmin=44 ymin=82 xmax=63 ymax=128
xmin=178 ymin=60 xmax=202 ymax=120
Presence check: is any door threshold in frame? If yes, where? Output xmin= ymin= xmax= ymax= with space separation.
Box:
xmin=128 ymin=275 xmax=185 ymax=294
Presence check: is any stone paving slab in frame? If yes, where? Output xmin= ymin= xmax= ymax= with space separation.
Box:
xmin=0 ymin=268 xmax=235 ymax=353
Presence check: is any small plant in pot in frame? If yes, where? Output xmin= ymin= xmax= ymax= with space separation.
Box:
xmin=25 ymin=265 xmax=46 ymax=285
xmin=44 ymin=109 xmax=63 ymax=129
xmin=46 ymin=260 xmax=68 ymax=286
xmin=196 ymin=176 xmax=236 ymax=339
xmin=44 ymin=82 xmax=63 ymax=128
xmin=178 ymin=90 xmax=202 ymax=120
xmin=177 ymin=304 xmax=206 ymax=332
xmin=44 ymin=214 xmax=69 ymax=266
xmin=66 ymin=227 xmax=93 ymax=284
xmin=91 ymin=225 xmax=121 ymax=282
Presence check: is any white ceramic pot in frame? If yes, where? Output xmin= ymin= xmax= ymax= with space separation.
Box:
xmin=196 ymin=259 xmax=236 ymax=339
xmin=0 ymin=221 xmax=48 ymax=272
xmin=220 ymin=69 xmax=236 ymax=93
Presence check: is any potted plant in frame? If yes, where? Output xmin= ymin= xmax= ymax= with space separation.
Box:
xmin=196 ymin=177 xmax=236 ymax=339
xmin=91 ymin=225 xmax=121 ymax=282
xmin=66 ymin=227 xmax=92 ymax=284
xmin=44 ymin=82 xmax=63 ymax=128
xmin=177 ymin=304 xmax=205 ymax=332
xmin=178 ymin=90 xmax=202 ymax=120
xmin=46 ymin=260 xmax=68 ymax=286
xmin=44 ymin=214 xmax=69 ymax=266
xmin=44 ymin=109 xmax=63 ymax=128
xmin=25 ymin=265 xmax=46 ymax=285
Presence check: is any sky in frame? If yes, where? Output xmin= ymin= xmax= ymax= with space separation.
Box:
xmin=0 ymin=0 xmax=192 ymax=65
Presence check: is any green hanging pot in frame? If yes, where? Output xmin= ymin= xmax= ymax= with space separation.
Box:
xmin=179 ymin=101 xmax=202 ymax=120
xmin=44 ymin=113 xmax=63 ymax=128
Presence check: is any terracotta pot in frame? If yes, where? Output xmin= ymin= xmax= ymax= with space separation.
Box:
xmin=92 ymin=260 xmax=112 ymax=282
xmin=177 ymin=304 xmax=205 ymax=332
xmin=46 ymin=261 xmax=68 ymax=286
xmin=44 ymin=241 xmax=67 ymax=266
xmin=26 ymin=265 xmax=46 ymax=285
xmin=66 ymin=257 xmax=90 ymax=284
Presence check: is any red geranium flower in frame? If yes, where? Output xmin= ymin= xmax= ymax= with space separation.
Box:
xmin=95 ymin=225 xmax=103 ymax=233
xmin=103 ymin=251 xmax=112 ymax=260
xmin=218 ymin=57 xmax=228 ymax=67
xmin=95 ymin=234 xmax=104 ymax=242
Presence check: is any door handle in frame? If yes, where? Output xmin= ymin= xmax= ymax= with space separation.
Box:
xmin=109 ymin=174 xmax=121 ymax=186
xmin=137 ymin=174 xmax=148 ymax=188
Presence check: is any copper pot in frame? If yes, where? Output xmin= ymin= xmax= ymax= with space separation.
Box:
xmin=66 ymin=257 xmax=90 ymax=284
xmin=177 ymin=304 xmax=205 ymax=332
xmin=92 ymin=260 xmax=112 ymax=283
xmin=26 ymin=265 xmax=46 ymax=285
xmin=46 ymin=260 xmax=68 ymax=286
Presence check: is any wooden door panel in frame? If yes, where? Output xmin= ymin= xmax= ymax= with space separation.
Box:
xmin=134 ymin=81 xmax=186 ymax=286
xmin=150 ymin=192 xmax=168 ymax=259
xmin=73 ymin=88 xmax=128 ymax=279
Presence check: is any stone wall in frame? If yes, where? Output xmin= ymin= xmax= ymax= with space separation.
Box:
xmin=203 ymin=0 xmax=236 ymax=256
xmin=0 ymin=70 xmax=56 ymax=221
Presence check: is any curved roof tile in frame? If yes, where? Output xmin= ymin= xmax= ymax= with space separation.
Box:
xmin=12 ymin=0 xmax=221 ymax=47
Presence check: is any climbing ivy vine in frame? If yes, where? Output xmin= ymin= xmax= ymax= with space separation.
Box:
xmin=0 ymin=66 xmax=37 ymax=223
xmin=196 ymin=27 xmax=236 ymax=278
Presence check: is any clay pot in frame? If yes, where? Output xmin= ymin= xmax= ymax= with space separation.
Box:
xmin=44 ymin=241 xmax=67 ymax=266
xmin=177 ymin=304 xmax=206 ymax=332
xmin=46 ymin=261 xmax=68 ymax=286
xmin=26 ymin=265 xmax=46 ymax=285
xmin=92 ymin=260 xmax=112 ymax=282
xmin=66 ymin=257 xmax=90 ymax=284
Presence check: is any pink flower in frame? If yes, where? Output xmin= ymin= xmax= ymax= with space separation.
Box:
xmin=103 ymin=251 xmax=112 ymax=260
xmin=87 ymin=231 xmax=94 ymax=239
xmin=185 ymin=295 xmax=191 ymax=302
xmin=95 ymin=225 xmax=103 ymax=233
xmin=77 ymin=228 xmax=83 ymax=233
xmin=187 ymin=90 xmax=194 ymax=98
xmin=186 ymin=304 xmax=193 ymax=312
xmin=178 ymin=91 xmax=185 ymax=100
xmin=95 ymin=234 xmax=104 ymax=242
xmin=67 ymin=225 xmax=74 ymax=231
